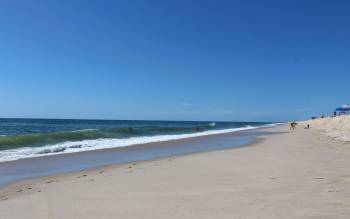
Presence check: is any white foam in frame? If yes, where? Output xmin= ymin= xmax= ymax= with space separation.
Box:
xmin=71 ymin=129 xmax=98 ymax=132
xmin=0 ymin=124 xmax=278 ymax=162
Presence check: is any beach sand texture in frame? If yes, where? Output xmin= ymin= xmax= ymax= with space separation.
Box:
xmin=301 ymin=115 xmax=350 ymax=142
xmin=1 ymin=125 xmax=350 ymax=218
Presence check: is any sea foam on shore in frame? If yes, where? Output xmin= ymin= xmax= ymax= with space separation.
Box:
xmin=0 ymin=125 xmax=277 ymax=162
xmin=301 ymin=115 xmax=350 ymax=142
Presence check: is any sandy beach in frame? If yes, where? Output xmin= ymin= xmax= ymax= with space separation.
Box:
xmin=1 ymin=124 xmax=350 ymax=218
xmin=301 ymin=115 xmax=350 ymax=142
xmin=1 ymin=1 xmax=349 ymax=218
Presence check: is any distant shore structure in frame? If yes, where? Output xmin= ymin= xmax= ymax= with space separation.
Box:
xmin=335 ymin=104 xmax=350 ymax=116
xmin=310 ymin=104 xmax=349 ymax=120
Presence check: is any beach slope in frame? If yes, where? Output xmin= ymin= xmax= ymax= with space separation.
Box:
xmin=301 ymin=115 xmax=350 ymax=142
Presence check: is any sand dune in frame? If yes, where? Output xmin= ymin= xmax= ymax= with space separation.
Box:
xmin=301 ymin=115 xmax=350 ymax=142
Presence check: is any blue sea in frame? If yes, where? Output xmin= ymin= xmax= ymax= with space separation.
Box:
xmin=0 ymin=118 xmax=273 ymax=162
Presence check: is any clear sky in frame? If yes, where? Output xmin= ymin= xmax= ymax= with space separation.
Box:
xmin=0 ymin=0 xmax=349 ymax=122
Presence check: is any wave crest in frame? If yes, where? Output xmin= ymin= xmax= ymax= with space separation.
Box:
xmin=0 ymin=125 xmax=280 ymax=162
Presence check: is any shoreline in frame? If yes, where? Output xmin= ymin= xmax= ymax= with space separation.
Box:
xmin=0 ymin=124 xmax=275 ymax=163
xmin=0 ymin=126 xmax=269 ymax=164
xmin=2 ymin=124 xmax=350 ymax=218
xmin=0 ymin=127 xmax=274 ymax=188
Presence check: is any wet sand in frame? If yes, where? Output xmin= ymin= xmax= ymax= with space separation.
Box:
xmin=1 ymin=125 xmax=350 ymax=218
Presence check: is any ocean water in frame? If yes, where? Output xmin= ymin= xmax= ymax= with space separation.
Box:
xmin=0 ymin=118 xmax=274 ymax=162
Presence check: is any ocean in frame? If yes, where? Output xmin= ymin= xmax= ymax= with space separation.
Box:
xmin=0 ymin=118 xmax=273 ymax=162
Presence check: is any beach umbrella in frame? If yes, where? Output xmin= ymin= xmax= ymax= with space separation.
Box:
xmin=342 ymin=104 xmax=350 ymax=109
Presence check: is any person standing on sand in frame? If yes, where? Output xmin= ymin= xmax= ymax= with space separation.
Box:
xmin=290 ymin=121 xmax=297 ymax=130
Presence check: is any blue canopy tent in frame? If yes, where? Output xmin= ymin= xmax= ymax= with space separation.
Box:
xmin=335 ymin=105 xmax=350 ymax=115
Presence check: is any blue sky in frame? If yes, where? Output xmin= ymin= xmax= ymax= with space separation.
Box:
xmin=0 ymin=0 xmax=349 ymax=122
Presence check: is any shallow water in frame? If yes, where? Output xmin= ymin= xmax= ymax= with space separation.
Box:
xmin=0 ymin=118 xmax=272 ymax=162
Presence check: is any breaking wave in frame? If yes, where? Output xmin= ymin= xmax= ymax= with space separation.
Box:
xmin=0 ymin=124 xmax=278 ymax=162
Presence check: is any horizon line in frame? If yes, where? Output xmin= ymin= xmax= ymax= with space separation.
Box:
xmin=0 ymin=117 xmax=278 ymax=123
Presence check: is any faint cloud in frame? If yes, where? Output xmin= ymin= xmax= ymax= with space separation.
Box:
xmin=247 ymin=107 xmax=315 ymax=116
xmin=176 ymin=107 xmax=237 ymax=116
xmin=180 ymin=102 xmax=191 ymax=107
xmin=212 ymin=109 xmax=236 ymax=114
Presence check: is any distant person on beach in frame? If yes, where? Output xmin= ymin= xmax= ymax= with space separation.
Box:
xmin=321 ymin=114 xmax=324 ymax=118
xmin=290 ymin=121 xmax=297 ymax=130
xmin=304 ymin=124 xmax=310 ymax=129
xmin=333 ymin=111 xmax=337 ymax=117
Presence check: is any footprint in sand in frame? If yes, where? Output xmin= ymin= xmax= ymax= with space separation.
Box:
xmin=328 ymin=190 xmax=342 ymax=193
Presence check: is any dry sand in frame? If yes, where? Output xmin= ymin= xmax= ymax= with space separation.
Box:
xmin=301 ymin=115 xmax=350 ymax=142
xmin=1 ymin=125 xmax=350 ymax=219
